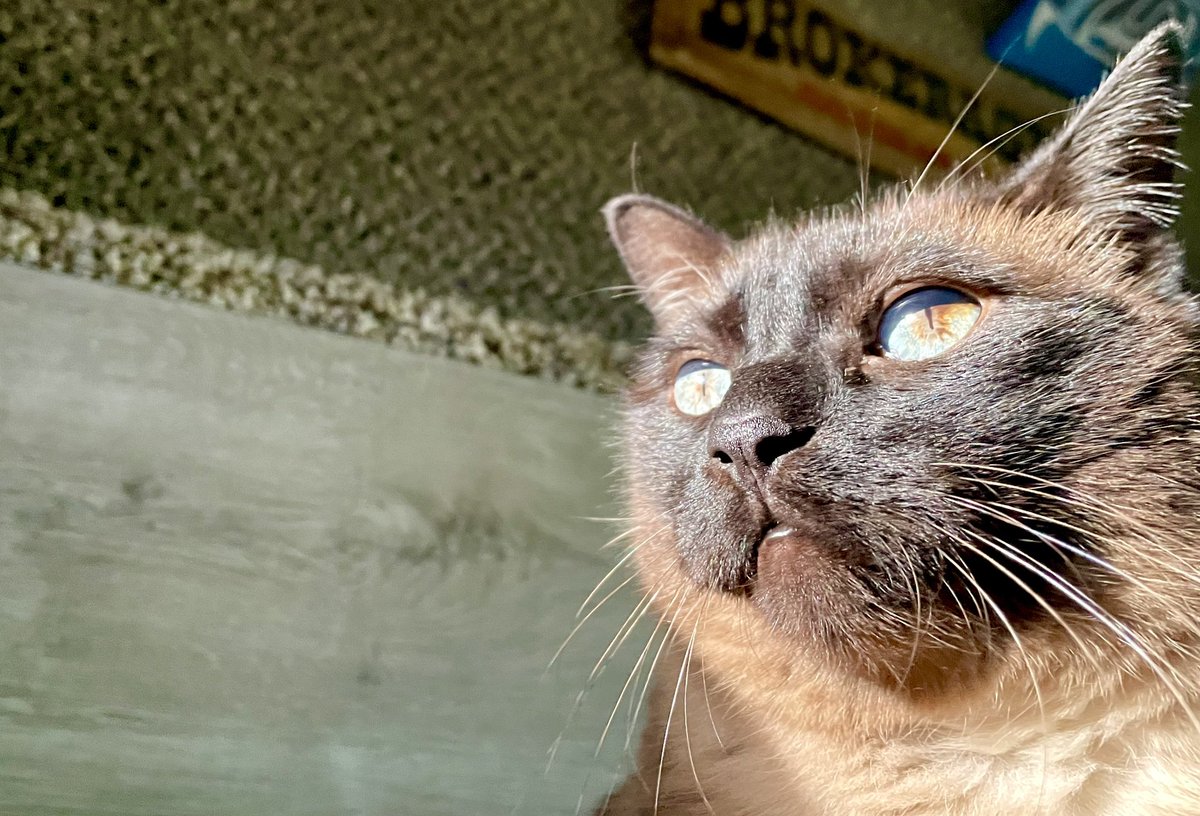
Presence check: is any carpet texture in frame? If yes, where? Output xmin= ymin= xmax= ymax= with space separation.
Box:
xmin=0 ymin=0 xmax=865 ymax=351
xmin=0 ymin=187 xmax=631 ymax=391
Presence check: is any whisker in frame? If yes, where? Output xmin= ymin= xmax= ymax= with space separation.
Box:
xmin=843 ymin=102 xmax=876 ymax=216
xmin=949 ymin=524 xmax=1108 ymax=662
xmin=863 ymin=107 xmax=878 ymax=208
xmin=937 ymin=106 xmax=1075 ymax=192
xmin=940 ymin=546 xmax=1049 ymax=727
xmin=590 ymin=591 xmax=658 ymax=684
xmin=935 ymin=547 xmax=991 ymax=645
xmin=971 ymin=476 xmax=1200 ymax=628
xmin=898 ymin=539 xmax=928 ymax=683
xmin=971 ymin=530 xmax=1200 ymax=736
xmin=595 ymin=594 xmax=670 ymax=759
xmin=656 ymin=595 xmax=707 ymax=814
xmin=546 ymin=588 xmax=660 ymax=776
xmin=953 ymin=471 xmax=1200 ymax=585
xmin=549 ymin=574 xmax=637 ymax=675
xmin=627 ymin=588 xmax=689 ymax=756
xmin=561 ymin=283 xmax=648 ymax=304
xmin=907 ymin=57 xmax=1004 ymax=202
xmin=698 ymin=650 xmax=726 ymax=750
xmin=576 ymin=531 xmax=650 ymax=617
xmin=681 ymin=598 xmax=715 ymax=813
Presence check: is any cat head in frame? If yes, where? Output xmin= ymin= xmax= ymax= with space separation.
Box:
xmin=606 ymin=24 xmax=1200 ymax=694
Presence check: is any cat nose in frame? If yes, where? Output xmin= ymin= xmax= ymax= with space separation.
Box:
xmin=708 ymin=415 xmax=815 ymax=483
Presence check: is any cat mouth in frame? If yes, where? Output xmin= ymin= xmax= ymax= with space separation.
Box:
xmin=761 ymin=524 xmax=800 ymax=547
xmin=741 ymin=522 xmax=802 ymax=593
xmin=758 ymin=523 xmax=806 ymax=561
xmin=741 ymin=516 xmax=839 ymax=600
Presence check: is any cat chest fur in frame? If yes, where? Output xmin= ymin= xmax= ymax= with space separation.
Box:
xmin=616 ymin=638 xmax=1200 ymax=816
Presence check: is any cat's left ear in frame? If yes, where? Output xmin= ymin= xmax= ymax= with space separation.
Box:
xmin=998 ymin=22 xmax=1187 ymax=243
xmin=603 ymin=194 xmax=731 ymax=326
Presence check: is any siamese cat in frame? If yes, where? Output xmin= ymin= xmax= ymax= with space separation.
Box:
xmin=599 ymin=23 xmax=1200 ymax=815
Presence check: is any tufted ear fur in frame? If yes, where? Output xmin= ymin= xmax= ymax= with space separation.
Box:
xmin=603 ymin=194 xmax=731 ymax=326
xmin=998 ymin=23 xmax=1187 ymax=246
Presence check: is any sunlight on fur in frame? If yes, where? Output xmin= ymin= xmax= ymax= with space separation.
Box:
xmin=589 ymin=22 xmax=1200 ymax=816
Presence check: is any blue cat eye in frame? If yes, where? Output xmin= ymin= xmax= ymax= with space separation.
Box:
xmin=878 ymin=287 xmax=981 ymax=362
xmin=672 ymin=359 xmax=731 ymax=416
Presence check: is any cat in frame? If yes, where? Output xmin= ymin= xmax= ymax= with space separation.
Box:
xmin=596 ymin=23 xmax=1200 ymax=816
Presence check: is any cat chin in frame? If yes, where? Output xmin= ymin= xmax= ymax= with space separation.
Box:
xmin=747 ymin=529 xmax=877 ymax=662
xmin=747 ymin=546 xmax=932 ymax=689
xmin=654 ymin=517 xmax=993 ymax=694
xmin=744 ymin=525 xmax=850 ymax=617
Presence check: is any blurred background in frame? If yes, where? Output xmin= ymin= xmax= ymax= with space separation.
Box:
xmin=1 ymin=0 xmax=1198 ymax=813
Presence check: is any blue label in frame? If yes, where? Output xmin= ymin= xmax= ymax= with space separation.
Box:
xmin=987 ymin=0 xmax=1200 ymax=97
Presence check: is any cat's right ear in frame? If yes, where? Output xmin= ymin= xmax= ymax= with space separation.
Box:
xmin=996 ymin=23 xmax=1186 ymax=245
xmin=603 ymin=194 xmax=731 ymax=326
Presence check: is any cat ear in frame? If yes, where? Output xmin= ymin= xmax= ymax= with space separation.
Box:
xmin=998 ymin=22 xmax=1187 ymax=242
xmin=603 ymin=194 xmax=731 ymax=325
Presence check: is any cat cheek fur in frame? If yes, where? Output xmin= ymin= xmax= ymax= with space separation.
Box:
xmin=600 ymin=22 xmax=1200 ymax=816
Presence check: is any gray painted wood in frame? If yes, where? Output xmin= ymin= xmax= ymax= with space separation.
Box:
xmin=0 ymin=264 xmax=642 ymax=815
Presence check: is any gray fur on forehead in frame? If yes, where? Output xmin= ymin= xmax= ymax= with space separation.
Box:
xmin=702 ymin=207 xmax=1004 ymax=357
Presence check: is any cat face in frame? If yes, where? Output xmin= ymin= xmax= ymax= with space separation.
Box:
xmin=607 ymin=25 xmax=1199 ymax=690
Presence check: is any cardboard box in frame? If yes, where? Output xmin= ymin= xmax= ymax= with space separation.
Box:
xmin=650 ymin=0 xmax=1067 ymax=177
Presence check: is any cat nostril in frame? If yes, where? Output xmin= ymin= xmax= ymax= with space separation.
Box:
xmin=755 ymin=427 xmax=816 ymax=468
xmin=708 ymin=416 xmax=813 ymax=477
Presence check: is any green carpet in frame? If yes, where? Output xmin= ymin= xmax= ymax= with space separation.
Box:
xmin=0 ymin=0 xmax=860 ymax=350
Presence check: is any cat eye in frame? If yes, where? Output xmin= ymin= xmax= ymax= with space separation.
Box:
xmin=878 ymin=287 xmax=981 ymax=361
xmin=672 ymin=359 xmax=731 ymax=416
